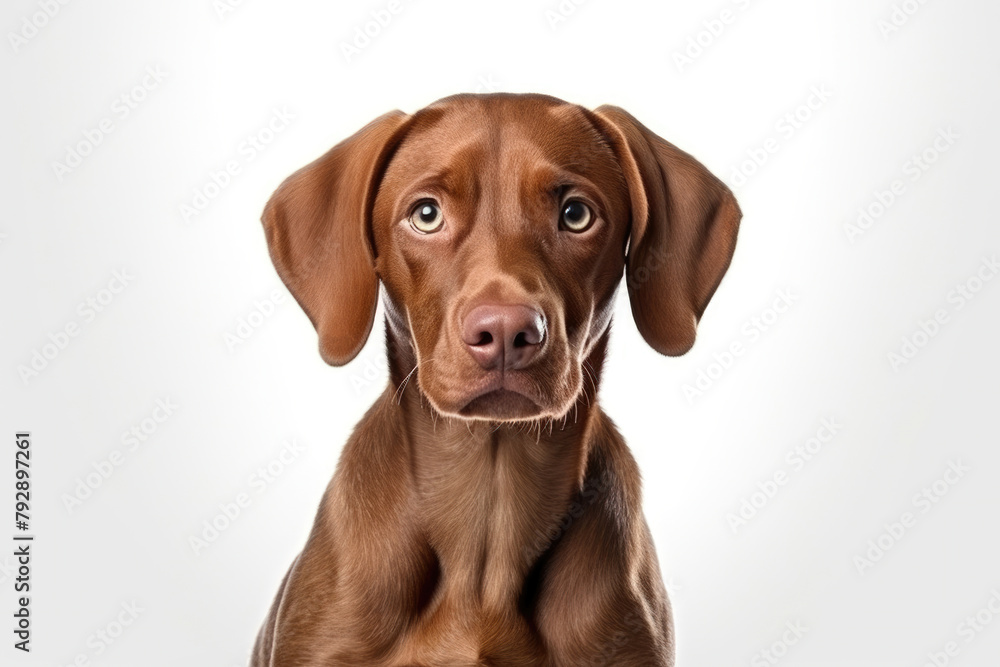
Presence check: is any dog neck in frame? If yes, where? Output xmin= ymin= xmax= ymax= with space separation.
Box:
xmin=382 ymin=322 xmax=610 ymax=613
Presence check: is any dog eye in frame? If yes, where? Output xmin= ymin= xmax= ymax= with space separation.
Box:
xmin=408 ymin=202 xmax=444 ymax=233
xmin=560 ymin=200 xmax=593 ymax=232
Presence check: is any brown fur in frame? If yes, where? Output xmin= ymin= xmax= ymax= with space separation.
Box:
xmin=252 ymin=93 xmax=740 ymax=666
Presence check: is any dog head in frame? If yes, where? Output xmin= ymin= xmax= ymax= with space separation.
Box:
xmin=262 ymin=94 xmax=740 ymax=421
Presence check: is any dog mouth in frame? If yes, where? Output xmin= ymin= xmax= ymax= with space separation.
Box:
xmin=451 ymin=372 xmax=546 ymax=420
xmin=459 ymin=388 xmax=540 ymax=420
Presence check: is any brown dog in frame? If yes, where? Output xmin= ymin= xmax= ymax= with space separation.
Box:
xmin=252 ymin=93 xmax=739 ymax=667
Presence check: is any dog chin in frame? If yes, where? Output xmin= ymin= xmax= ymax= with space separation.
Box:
xmin=419 ymin=369 xmax=580 ymax=422
xmin=421 ymin=381 xmax=554 ymax=421
xmin=458 ymin=389 xmax=542 ymax=420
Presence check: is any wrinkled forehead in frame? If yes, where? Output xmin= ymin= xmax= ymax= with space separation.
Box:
xmin=379 ymin=96 xmax=627 ymax=205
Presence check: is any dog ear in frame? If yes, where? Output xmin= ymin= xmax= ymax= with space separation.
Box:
xmin=592 ymin=105 xmax=741 ymax=356
xmin=261 ymin=111 xmax=411 ymax=366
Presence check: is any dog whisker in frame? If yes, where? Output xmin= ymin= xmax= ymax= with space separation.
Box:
xmin=393 ymin=357 xmax=432 ymax=405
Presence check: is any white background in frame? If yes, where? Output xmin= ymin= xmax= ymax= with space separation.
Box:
xmin=2 ymin=0 xmax=999 ymax=665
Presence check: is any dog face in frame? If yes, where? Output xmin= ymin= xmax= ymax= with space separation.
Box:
xmin=262 ymin=93 xmax=740 ymax=422
xmin=372 ymin=96 xmax=632 ymax=420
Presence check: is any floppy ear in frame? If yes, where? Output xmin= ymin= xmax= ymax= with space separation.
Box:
xmin=262 ymin=111 xmax=411 ymax=365
xmin=592 ymin=105 xmax=741 ymax=356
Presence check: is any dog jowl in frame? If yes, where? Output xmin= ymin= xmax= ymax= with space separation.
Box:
xmin=252 ymin=93 xmax=740 ymax=667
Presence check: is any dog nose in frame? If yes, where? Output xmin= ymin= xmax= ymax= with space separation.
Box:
xmin=462 ymin=305 xmax=545 ymax=371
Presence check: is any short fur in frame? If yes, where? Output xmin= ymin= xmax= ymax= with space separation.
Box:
xmin=252 ymin=93 xmax=740 ymax=667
